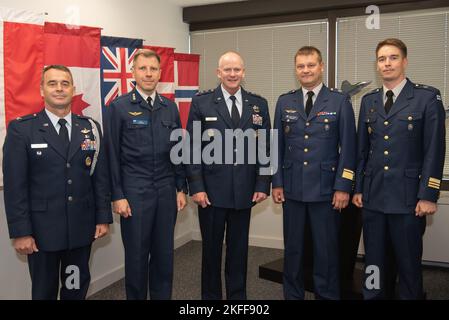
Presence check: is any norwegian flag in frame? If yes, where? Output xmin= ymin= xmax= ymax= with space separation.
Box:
xmin=174 ymin=53 xmax=200 ymax=128
xmin=143 ymin=45 xmax=175 ymax=101
xmin=100 ymin=36 xmax=143 ymax=107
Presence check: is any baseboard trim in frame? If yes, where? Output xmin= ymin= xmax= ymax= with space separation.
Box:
xmin=87 ymin=264 xmax=125 ymax=297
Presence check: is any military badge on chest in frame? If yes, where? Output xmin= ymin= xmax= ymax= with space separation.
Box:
xmin=252 ymin=105 xmax=263 ymax=126
xmin=81 ymin=128 xmax=96 ymax=151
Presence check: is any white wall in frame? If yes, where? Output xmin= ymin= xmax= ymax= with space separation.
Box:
xmin=0 ymin=0 xmax=190 ymax=52
xmin=0 ymin=0 xmax=193 ymax=299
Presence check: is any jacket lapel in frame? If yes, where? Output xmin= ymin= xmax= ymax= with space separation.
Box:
xmin=385 ymin=80 xmax=413 ymax=119
xmin=239 ymin=89 xmax=253 ymax=128
xmin=307 ymin=85 xmax=329 ymax=121
xmin=68 ymin=115 xmax=85 ymax=161
xmin=38 ymin=111 xmax=67 ymax=160
xmin=213 ymin=86 xmax=234 ymax=129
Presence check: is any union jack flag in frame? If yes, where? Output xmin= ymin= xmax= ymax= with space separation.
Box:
xmin=100 ymin=36 xmax=143 ymax=108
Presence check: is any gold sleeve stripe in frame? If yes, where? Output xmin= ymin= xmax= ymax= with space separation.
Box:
xmin=429 ymin=177 xmax=441 ymax=185
xmin=428 ymin=183 xmax=440 ymax=190
xmin=342 ymin=171 xmax=354 ymax=181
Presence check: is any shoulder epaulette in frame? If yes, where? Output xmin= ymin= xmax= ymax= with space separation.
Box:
xmin=414 ymin=83 xmax=439 ymax=93
xmin=76 ymin=114 xmax=92 ymax=120
xmin=16 ymin=113 xmax=38 ymax=122
xmin=195 ymin=89 xmax=214 ymax=96
xmin=365 ymin=87 xmax=381 ymax=96
xmin=279 ymin=89 xmax=298 ymax=97
xmin=247 ymin=91 xmax=264 ymax=99
xmin=329 ymin=87 xmax=344 ymax=94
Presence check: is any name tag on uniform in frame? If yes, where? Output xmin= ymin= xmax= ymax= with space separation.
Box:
xmin=132 ymin=119 xmax=149 ymax=125
xmin=31 ymin=144 xmax=48 ymax=149
xmin=205 ymin=117 xmax=217 ymax=122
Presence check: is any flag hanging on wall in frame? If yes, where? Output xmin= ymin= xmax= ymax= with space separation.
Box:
xmin=0 ymin=7 xmax=44 ymax=185
xmin=143 ymin=45 xmax=175 ymax=101
xmin=174 ymin=53 xmax=200 ymax=128
xmin=44 ymin=22 xmax=103 ymax=126
xmin=100 ymin=36 xmax=143 ymax=108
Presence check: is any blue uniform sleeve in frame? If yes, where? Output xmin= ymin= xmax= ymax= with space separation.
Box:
xmin=254 ymin=99 xmax=272 ymax=195
xmin=105 ymin=101 xmax=125 ymax=201
xmin=355 ymin=98 xmax=370 ymax=194
xmin=418 ymin=92 xmax=446 ymax=202
xmin=272 ymin=96 xmax=285 ymax=189
xmin=334 ymin=95 xmax=357 ymax=193
xmin=91 ymin=121 xmax=112 ymax=224
xmin=185 ymin=98 xmax=206 ymax=195
xmin=2 ymin=121 xmax=33 ymax=238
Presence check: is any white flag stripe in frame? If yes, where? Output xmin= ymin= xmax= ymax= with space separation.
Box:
xmin=69 ymin=67 xmax=103 ymax=128
xmin=157 ymin=82 xmax=175 ymax=94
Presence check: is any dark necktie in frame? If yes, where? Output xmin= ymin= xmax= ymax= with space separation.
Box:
xmin=58 ymin=118 xmax=70 ymax=155
xmin=384 ymin=90 xmax=394 ymax=114
xmin=230 ymin=95 xmax=240 ymax=127
xmin=147 ymin=96 xmax=153 ymax=110
xmin=305 ymin=91 xmax=314 ymax=116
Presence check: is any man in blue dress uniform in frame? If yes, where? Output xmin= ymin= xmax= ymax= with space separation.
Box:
xmin=3 ymin=65 xmax=111 ymax=299
xmin=272 ymin=46 xmax=357 ymax=300
xmin=105 ymin=49 xmax=187 ymax=300
xmin=352 ymin=38 xmax=446 ymax=300
xmin=186 ymin=51 xmax=271 ymax=299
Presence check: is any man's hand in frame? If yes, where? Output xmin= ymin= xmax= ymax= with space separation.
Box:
xmin=272 ymin=187 xmax=285 ymax=204
xmin=415 ymin=200 xmax=438 ymax=217
xmin=113 ymin=199 xmax=132 ymax=218
xmin=352 ymin=193 xmax=363 ymax=208
xmin=252 ymin=192 xmax=268 ymax=204
xmin=177 ymin=192 xmax=187 ymax=212
xmin=13 ymin=236 xmax=38 ymax=255
xmin=192 ymin=192 xmax=211 ymax=208
xmin=94 ymin=224 xmax=109 ymax=239
xmin=333 ymin=191 xmax=350 ymax=211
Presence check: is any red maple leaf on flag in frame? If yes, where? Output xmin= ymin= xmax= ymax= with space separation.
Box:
xmin=71 ymin=94 xmax=90 ymax=115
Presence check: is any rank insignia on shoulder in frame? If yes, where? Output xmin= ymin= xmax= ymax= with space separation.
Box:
xmin=253 ymin=105 xmax=260 ymax=113
xmin=437 ymin=95 xmax=442 ymax=101
xmin=129 ymin=112 xmax=143 ymax=116
xmin=428 ymin=177 xmax=441 ymax=190
xmin=132 ymin=93 xmax=137 ymax=101
xmin=81 ymin=128 xmax=91 ymax=134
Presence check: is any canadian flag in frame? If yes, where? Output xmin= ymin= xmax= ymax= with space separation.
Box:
xmin=44 ymin=22 xmax=102 ymax=127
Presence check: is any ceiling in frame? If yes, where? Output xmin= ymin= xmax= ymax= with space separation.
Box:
xmin=169 ymin=0 xmax=247 ymax=8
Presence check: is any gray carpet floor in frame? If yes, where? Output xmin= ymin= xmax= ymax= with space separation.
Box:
xmin=89 ymin=240 xmax=449 ymax=300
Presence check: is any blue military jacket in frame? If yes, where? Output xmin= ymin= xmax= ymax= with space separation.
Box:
xmin=186 ymin=86 xmax=271 ymax=210
xmin=106 ymin=89 xmax=186 ymax=201
xmin=272 ymin=85 xmax=357 ymax=202
xmin=355 ymin=79 xmax=446 ymax=213
xmin=3 ymin=110 xmax=111 ymax=251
